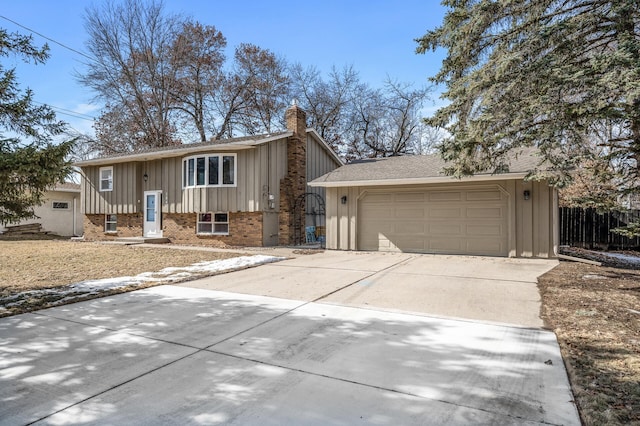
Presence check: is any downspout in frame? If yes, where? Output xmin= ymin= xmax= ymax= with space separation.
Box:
xmin=73 ymin=196 xmax=77 ymax=237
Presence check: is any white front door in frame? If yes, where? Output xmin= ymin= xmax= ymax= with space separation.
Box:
xmin=143 ymin=190 xmax=162 ymax=237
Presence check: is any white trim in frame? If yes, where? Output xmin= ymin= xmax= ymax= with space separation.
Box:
xmin=105 ymin=213 xmax=117 ymax=233
xmin=197 ymin=212 xmax=229 ymax=235
xmin=182 ymin=153 xmax=237 ymax=188
xmin=99 ymin=166 xmax=113 ymax=192
xmin=143 ymin=190 xmax=163 ymax=237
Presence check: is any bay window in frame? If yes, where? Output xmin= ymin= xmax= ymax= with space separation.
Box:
xmin=183 ymin=154 xmax=236 ymax=188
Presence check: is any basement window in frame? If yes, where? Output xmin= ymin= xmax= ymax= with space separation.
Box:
xmin=197 ymin=212 xmax=229 ymax=235
xmin=105 ymin=214 xmax=117 ymax=233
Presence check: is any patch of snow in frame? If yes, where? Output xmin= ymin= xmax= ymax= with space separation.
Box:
xmin=602 ymin=252 xmax=640 ymax=264
xmin=1 ymin=255 xmax=284 ymax=311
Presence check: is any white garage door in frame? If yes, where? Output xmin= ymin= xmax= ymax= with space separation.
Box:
xmin=358 ymin=187 xmax=509 ymax=256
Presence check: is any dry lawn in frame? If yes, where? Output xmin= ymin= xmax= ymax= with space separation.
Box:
xmin=0 ymin=237 xmax=242 ymax=316
xmin=539 ymin=261 xmax=640 ymax=426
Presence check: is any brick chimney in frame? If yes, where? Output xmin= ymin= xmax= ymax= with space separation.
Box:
xmin=279 ymin=101 xmax=307 ymax=245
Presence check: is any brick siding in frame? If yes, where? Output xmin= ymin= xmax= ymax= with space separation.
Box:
xmin=279 ymin=104 xmax=307 ymax=244
xmin=84 ymin=214 xmax=142 ymax=240
xmin=83 ymin=212 xmax=263 ymax=247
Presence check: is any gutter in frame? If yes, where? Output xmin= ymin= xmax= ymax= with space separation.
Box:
xmin=308 ymin=172 xmax=530 ymax=188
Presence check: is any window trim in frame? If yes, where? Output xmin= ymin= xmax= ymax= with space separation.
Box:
xmin=196 ymin=212 xmax=229 ymax=235
xmin=105 ymin=213 xmax=117 ymax=233
xmin=52 ymin=201 xmax=70 ymax=210
xmin=182 ymin=154 xmax=237 ymax=188
xmin=99 ymin=166 xmax=113 ymax=192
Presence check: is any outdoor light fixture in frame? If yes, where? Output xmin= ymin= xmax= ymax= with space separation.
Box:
xmin=143 ymin=172 xmax=148 ymax=182
xmin=524 ymin=190 xmax=531 ymax=200
xmin=341 ymin=195 xmax=347 ymax=204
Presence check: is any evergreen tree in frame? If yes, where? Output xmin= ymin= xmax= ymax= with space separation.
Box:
xmin=417 ymin=1 xmax=639 ymax=213
xmin=0 ymin=29 xmax=73 ymax=225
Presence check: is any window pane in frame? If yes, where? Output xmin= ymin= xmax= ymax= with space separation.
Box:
xmin=100 ymin=168 xmax=113 ymax=191
xmin=197 ymin=223 xmax=213 ymax=234
xmin=198 ymin=213 xmax=212 ymax=223
xmin=214 ymin=223 xmax=229 ymax=234
xmin=146 ymin=195 xmax=155 ymax=222
xmin=188 ymin=159 xmax=195 ymax=186
xmin=214 ymin=213 xmax=228 ymax=223
xmin=208 ymin=157 xmax=219 ymax=185
xmin=197 ymin=157 xmax=205 ymax=186
xmin=106 ymin=222 xmax=117 ymax=232
xmin=223 ymin=156 xmax=234 ymax=185
xmin=106 ymin=214 xmax=117 ymax=222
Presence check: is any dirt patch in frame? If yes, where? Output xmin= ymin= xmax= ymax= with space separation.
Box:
xmin=538 ymin=261 xmax=640 ymax=425
xmin=0 ymin=239 xmax=243 ymax=316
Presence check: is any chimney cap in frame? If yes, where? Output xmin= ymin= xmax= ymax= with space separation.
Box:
xmin=290 ymin=98 xmax=298 ymax=107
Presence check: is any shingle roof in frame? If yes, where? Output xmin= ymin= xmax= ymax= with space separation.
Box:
xmin=310 ymin=149 xmax=545 ymax=187
xmin=75 ymin=131 xmax=292 ymax=166
xmin=53 ymin=182 xmax=81 ymax=192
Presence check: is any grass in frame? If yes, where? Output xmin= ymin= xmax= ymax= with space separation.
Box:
xmin=0 ymin=237 xmax=243 ymax=316
xmin=538 ymin=261 xmax=640 ymax=426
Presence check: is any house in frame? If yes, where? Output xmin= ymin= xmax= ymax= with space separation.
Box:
xmin=0 ymin=182 xmax=83 ymax=237
xmin=309 ymin=151 xmax=558 ymax=258
xmin=75 ymin=104 xmax=342 ymax=246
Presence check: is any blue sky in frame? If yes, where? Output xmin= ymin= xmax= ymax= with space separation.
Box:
xmin=1 ymin=0 xmax=447 ymax=138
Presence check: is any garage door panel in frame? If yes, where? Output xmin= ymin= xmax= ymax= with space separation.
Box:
xmin=430 ymin=208 xmax=462 ymax=218
xmin=428 ymin=191 xmax=462 ymax=202
xmin=395 ymin=222 xmax=425 ymax=234
xmin=466 ymin=239 xmax=503 ymax=255
xmin=465 ymin=207 xmax=504 ymax=218
xmin=466 ymin=190 xmax=502 ymax=201
xmin=429 ymin=238 xmax=463 ymax=252
xmin=396 ymin=208 xmax=425 ymax=219
xmin=466 ymin=224 xmax=503 ymax=236
xmin=428 ymin=223 xmax=462 ymax=235
xmin=364 ymin=194 xmax=394 ymax=203
xmin=360 ymin=208 xmax=394 ymax=220
xmin=358 ymin=187 xmax=509 ymax=256
xmin=395 ymin=192 xmax=425 ymax=202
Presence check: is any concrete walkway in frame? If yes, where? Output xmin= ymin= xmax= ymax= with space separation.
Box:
xmin=0 ymin=251 xmax=580 ymax=425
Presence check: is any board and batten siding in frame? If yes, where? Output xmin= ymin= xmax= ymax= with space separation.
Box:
xmin=81 ymin=162 xmax=140 ymax=214
xmin=325 ymin=179 xmax=557 ymax=258
xmin=150 ymin=141 xmax=288 ymax=213
xmin=83 ymin=139 xmax=289 ymax=215
xmin=305 ymin=132 xmax=342 ymax=222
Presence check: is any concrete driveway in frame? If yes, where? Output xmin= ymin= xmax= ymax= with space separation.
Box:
xmin=0 ymin=251 xmax=580 ymax=425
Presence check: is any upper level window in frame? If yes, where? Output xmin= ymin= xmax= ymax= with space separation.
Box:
xmin=99 ymin=166 xmax=113 ymax=192
xmin=183 ymin=154 xmax=236 ymax=188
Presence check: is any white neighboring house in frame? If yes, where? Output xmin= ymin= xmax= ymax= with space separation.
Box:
xmin=0 ymin=183 xmax=83 ymax=237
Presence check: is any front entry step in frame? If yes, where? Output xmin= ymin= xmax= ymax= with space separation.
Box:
xmin=114 ymin=237 xmax=171 ymax=245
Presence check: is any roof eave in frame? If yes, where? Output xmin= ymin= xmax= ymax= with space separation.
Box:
xmin=74 ymin=132 xmax=294 ymax=167
xmin=308 ymin=172 xmax=530 ymax=187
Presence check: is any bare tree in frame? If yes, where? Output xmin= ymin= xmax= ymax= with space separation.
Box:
xmin=211 ymin=44 xmax=290 ymax=139
xmin=80 ymin=0 xmax=182 ymax=152
xmin=170 ymin=20 xmax=226 ymax=142
xmin=344 ymin=78 xmax=429 ymax=159
xmin=289 ymin=64 xmax=362 ymax=152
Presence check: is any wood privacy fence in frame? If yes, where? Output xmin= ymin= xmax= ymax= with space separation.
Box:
xmin=559 ymin=207 xmax=640 ymax=250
